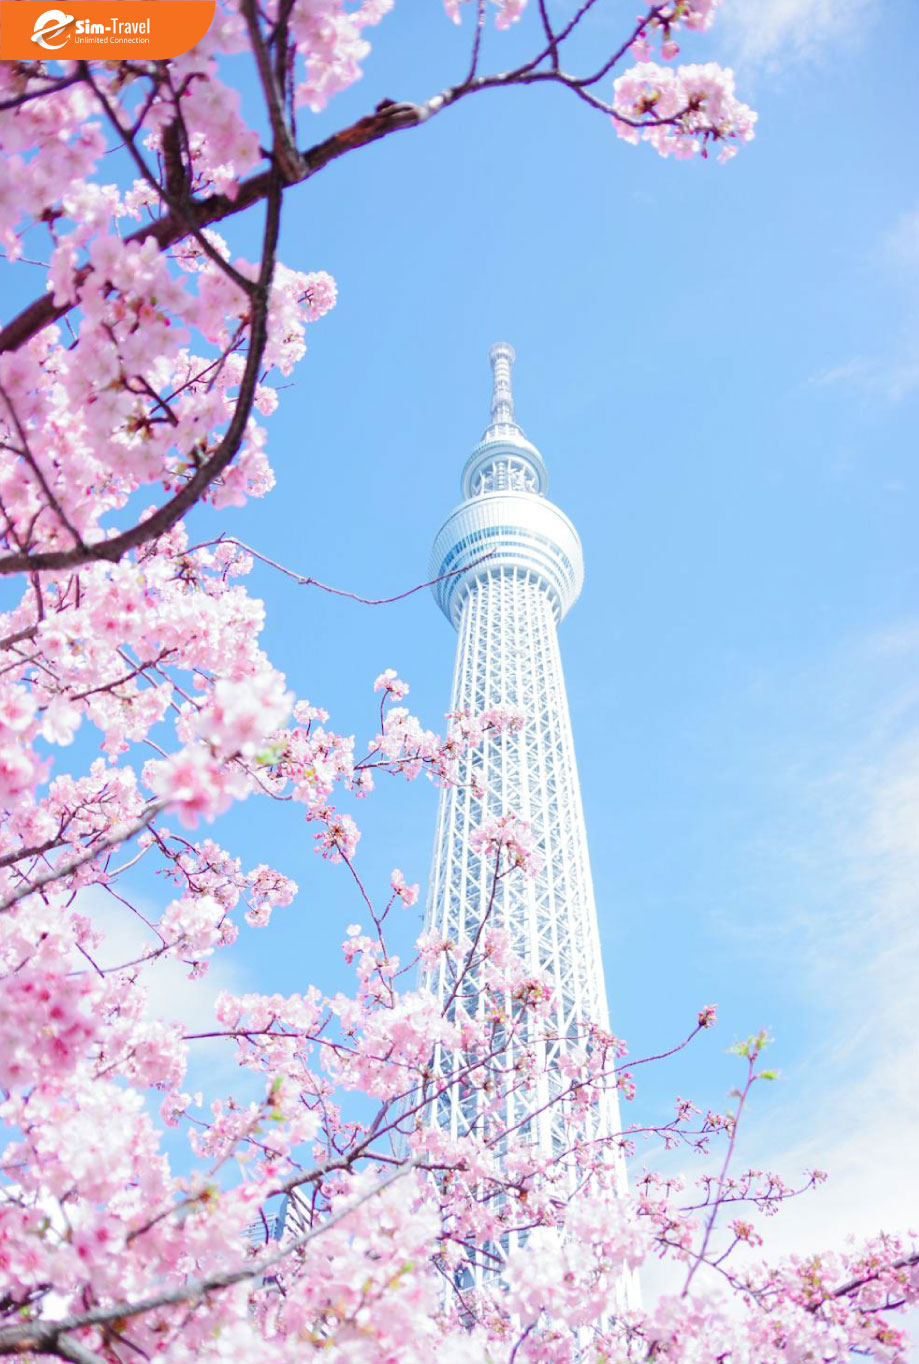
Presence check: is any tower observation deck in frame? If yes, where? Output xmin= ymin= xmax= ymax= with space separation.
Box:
xmin=423 ymin=345 xmax=626 ymax=1260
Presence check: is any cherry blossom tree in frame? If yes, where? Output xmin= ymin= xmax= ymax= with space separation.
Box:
xmin=0 ymin=3 xmax=916 ymax=1362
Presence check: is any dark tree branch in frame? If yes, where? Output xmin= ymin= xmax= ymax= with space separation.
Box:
xmin=464 ymin=0 xmax=487 ymax=86
xmin=239 ymin=0 xmax=304 ymax=183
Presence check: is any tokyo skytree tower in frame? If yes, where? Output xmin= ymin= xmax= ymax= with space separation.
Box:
xmin=423 ymin=343 xmax=625 ymax=1188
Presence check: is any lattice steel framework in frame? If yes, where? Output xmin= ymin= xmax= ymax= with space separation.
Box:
xmin=423 ymin=345 xmax=626 ymax=1215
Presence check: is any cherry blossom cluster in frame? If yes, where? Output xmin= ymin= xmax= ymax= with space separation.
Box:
xmin=469 ymin=810 xmax=542 ymax=876
xmin=390 ymin=866 xmax=420 ymax=906
xmin=612 ymin=62 xmax=757 ymax=161
xmin=437 ymin=1 xmax=753 ymax=164
xmin=373 ymin=667 xmax=410 ymax=700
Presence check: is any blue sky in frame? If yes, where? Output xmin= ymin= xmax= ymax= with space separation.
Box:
xmin=9 ymin=0 xmax=918 ymax=1261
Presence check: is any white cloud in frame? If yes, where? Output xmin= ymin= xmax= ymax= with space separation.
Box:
xmin=881 ymin=208 xmax=919 ymax=272
xmin=716 ymin=0 xmax=872 ymax=77
xmin=812 ymin=351 xmax=919 ymax=403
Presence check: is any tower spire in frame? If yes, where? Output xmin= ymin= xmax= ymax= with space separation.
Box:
xmin=488 ymin=341 xmax=516 ymax=427
xmin=461 ymin=343 xmax=548 ymax=499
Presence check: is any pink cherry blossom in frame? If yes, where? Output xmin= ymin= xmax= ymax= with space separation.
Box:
xmin=373 ymin=667 xmax=410 ymax=699
xmin=390 ymin=867 xmax=420 ymax=906
xmin=470 ymin=810 xmax=543 ymax=877
xmin=145 ymin=746 xmax=234 ymax=827
xmin=194 ymin=672 xmax=293 ymax=758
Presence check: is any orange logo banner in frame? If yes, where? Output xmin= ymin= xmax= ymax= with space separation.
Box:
xmin=0 ymin=1 xmax=215 ymax=59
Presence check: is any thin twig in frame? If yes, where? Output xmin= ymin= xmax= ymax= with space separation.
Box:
xmin=186 ymin=534 xmax=496 ymax=605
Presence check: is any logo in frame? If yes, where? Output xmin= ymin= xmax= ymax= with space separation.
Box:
xmin=0 ymin=1 xmax=215 ymax=59
xmin=30 ymin=8 xmax=74 ymax=48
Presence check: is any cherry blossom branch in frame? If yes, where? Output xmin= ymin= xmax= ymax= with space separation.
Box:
xmin=0 ymin=379 xmax=84 ymax=549
xmin=0 ymin=831 xmax=70 ymax=871
xmin=0 ymin=72 xmax=83 ymax=112
xmin=79 ymin=64 xmax=255 ymax=294
xmin=681 ymin=1038 xmax=764 ymax=1296
xmin=0 ymin=803 xmax=165 ymax=914
xmin=492 ymin=1018 xmax=710 ymax=1154
xmin=828 ymin=1252 xmax=919 ymax=1308
xmin=0 ymin=169 xmax=282 ymax=576
xmin=441 ymin=852 xmax=502 ymax=1014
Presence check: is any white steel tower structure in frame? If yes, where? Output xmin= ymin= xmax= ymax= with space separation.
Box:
xmin=424 ymin=343 xmax=624 ymax=1185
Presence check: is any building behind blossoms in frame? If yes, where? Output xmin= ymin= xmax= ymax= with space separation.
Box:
xmin=421 ymin=344 xmax=629 ymax=1289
